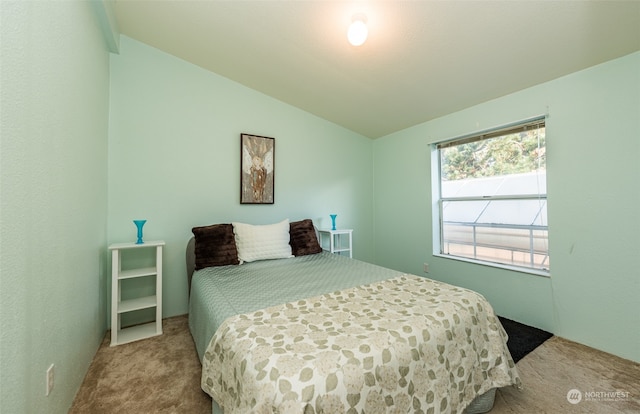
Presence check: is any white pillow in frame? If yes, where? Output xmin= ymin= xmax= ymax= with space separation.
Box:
xmin=232 ymin=219 xmax=293 ymax=263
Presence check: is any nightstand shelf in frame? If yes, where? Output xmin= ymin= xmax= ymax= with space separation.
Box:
xmin=109 ymin=240 xmax=165 ymax=346
xmin=118 ymin=295 xmax=157 ymax=313
xmin=318 ymin=229 xmax=353 ymax=258
xmin=118 ymin=267 xmax=158 ymax=279
xmin=116 ymin=322 xmax=159 ymax=346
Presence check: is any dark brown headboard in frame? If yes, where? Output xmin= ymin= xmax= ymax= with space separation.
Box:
xmin=186 ymin=236 xmax=196 ymax=295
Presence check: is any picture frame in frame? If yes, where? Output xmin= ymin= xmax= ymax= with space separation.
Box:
xmin=240 ymin=133 xmax=275 ymax=204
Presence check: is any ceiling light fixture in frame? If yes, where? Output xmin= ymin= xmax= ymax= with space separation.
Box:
xmin=347 ymin=14 xmax=368 ymax=46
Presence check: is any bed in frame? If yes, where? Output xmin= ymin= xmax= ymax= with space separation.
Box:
xmin=187 ymin=219 xmax=520 ymax=414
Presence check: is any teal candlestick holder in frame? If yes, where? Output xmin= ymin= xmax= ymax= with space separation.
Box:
xmin=133 ymin=220 xmax=147 ymax=244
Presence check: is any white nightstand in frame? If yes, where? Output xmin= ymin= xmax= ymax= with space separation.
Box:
xmin=318 ymin=229 xmax=353 ymax=258
xmin=108 ymin=240 xmax=165 ymax=346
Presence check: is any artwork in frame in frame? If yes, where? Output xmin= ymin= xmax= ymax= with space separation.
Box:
xmin=241 ymin=133 xmax=275 ymax=204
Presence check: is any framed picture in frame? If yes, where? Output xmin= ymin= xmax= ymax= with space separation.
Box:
xmin=240 ymin=133 xmax=275 ymax=204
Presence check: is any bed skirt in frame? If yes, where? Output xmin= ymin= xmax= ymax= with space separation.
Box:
xmin=211 ymin=388 xmax=496 ymax=414
xmin=465 ymin=387 xmax=496 ymax=413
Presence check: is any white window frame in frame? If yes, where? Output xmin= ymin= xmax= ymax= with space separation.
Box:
xmin=431 ymin=116 xmax=550 ymax=277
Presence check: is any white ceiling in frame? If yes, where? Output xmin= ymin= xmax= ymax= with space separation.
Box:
xmin=113 ymin=1 xmax=640 ymax=139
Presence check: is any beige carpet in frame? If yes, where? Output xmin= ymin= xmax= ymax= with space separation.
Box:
xmin=69 ymin=316 xmax=209 ymax=414
xmin=70 ymin=315 xmax=639 ymax=413
xmin=493 ymin=336 xmax=640 ymax=413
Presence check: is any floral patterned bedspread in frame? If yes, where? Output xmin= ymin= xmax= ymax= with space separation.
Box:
xmin=201 ymin=274 xmax=521 ymax=414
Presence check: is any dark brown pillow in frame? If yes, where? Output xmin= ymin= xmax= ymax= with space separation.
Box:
xmin=289 ymin=219 xmax=323 ymax=256
xmin=192 ymin=224 xmax=240 ymax=269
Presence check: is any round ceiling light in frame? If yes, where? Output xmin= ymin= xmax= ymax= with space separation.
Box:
xmin=347 ymin=15 xmax=368 ymax=46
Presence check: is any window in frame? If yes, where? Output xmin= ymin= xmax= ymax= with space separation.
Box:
xmin=433 ymin=117 xmax=549 ymax=274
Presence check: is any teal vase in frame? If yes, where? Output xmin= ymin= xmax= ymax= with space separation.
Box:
xmin=330 ymin=214 xmax=337 ymax=230
xmin=134 ymin=220 xmax=147 ymax=244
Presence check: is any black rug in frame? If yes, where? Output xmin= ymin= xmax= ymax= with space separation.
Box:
xmin=498 ymin=316 xmax=553 ymax=363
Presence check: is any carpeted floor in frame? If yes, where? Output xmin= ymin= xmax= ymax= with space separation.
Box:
xmin=69 ymin=316 xmax=209 ymax=414
xmin=70 ymin=315 xmax=640 ymax=413
xmin=493 ymin=337 xmax=640 ymax=414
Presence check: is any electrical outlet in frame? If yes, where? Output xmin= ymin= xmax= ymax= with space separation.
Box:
xmin=46 ymin=364 xmax=54 ymax=396
xmin=423 ymin=263 xmax=429 ymax=273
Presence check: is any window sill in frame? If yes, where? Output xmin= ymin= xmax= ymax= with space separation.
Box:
xmin=433 ymin=253 xmax=551 ymax=278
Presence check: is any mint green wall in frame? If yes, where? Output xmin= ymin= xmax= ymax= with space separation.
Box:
xmin=0 ymin=5 xmax=634 ymax=414
xmin=107 ymin=36 xmax=374 ymax=322
xmin=373 ymin=52 xmax=640 ymax=362
xmin=0 ymin=1 xmax=109 ymax=413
